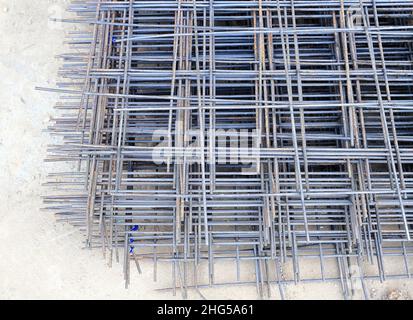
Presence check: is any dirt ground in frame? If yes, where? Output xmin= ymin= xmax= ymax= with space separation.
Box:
xmin=0 ymin=0 xmax=412 ymax=300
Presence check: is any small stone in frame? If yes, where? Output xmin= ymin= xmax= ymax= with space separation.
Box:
xmin=386 ymin=290 xmax=404 ymax=300
xmin=3 ymin=7 xmax=9 ymax=13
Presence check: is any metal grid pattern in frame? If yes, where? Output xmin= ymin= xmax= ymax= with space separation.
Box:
xmin=44 ymin=0 xmax=413 ymax=299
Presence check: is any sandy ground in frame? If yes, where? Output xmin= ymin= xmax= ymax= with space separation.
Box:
xmin=0 ymin=0 xmax=412 ymax=300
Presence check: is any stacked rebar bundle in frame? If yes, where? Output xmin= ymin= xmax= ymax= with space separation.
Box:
xmin=44 ymin=0 xmax=413 ymax=299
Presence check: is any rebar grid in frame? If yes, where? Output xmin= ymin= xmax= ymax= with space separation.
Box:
xmin=44 ymin=0 xmax=413 ymax=299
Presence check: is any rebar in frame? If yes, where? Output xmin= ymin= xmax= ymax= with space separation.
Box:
xmin=43 ymin=0 xmax=413 ymax=299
